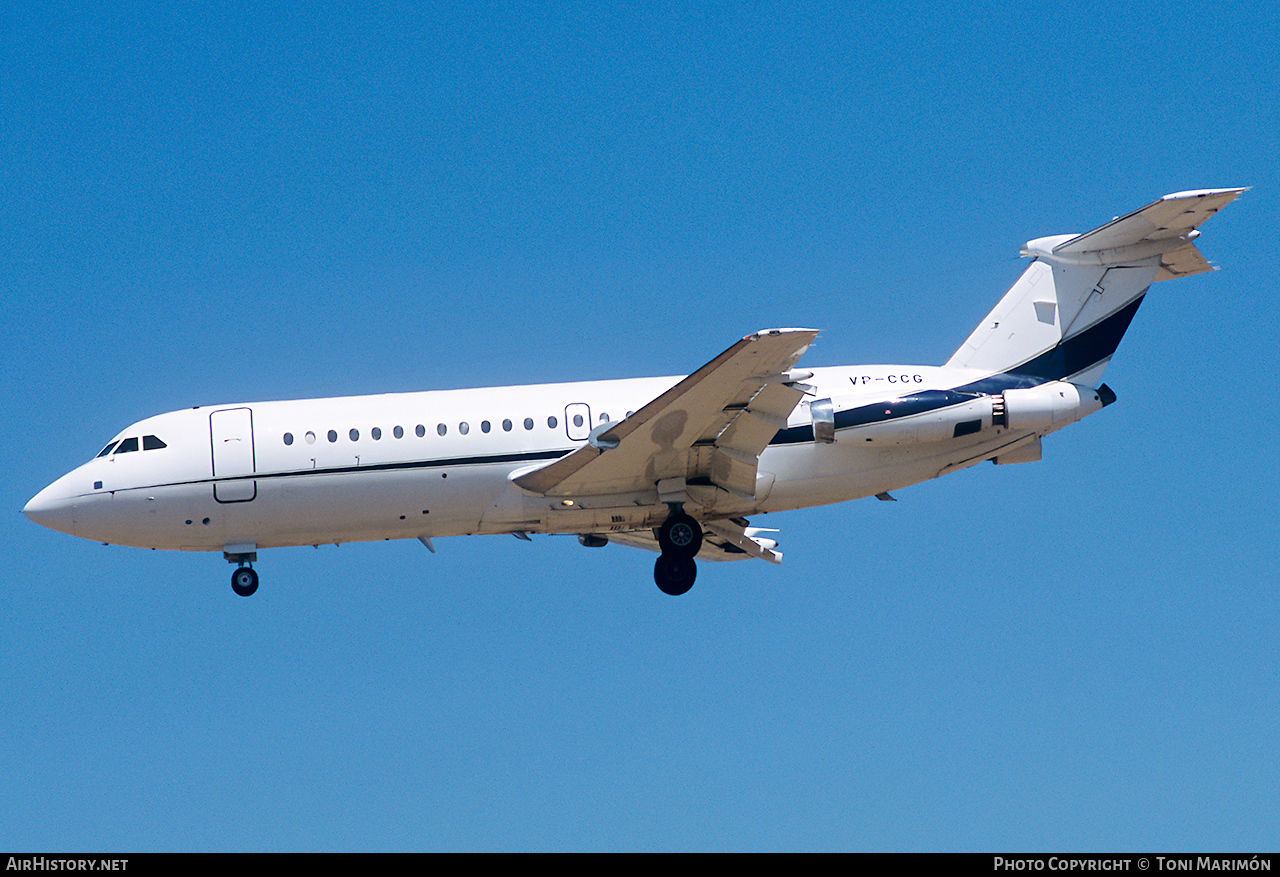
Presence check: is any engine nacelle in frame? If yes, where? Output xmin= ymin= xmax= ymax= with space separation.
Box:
xmin=812 ymin=381 xmax=1107 ymax=445
xmin=1001 ymin=382 xmax=1105 ymax=433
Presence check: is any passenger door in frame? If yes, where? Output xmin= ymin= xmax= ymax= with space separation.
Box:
xmin=210 ymin=407 xmax=257 ymax=502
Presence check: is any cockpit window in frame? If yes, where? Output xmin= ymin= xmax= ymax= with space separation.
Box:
xmin=114 ymin=437 xmax=139 ymax=454
xmin=142 ymin=435 xmax=167 ymax=450
xmin=96 ymin=441 xmax=119 ymax=458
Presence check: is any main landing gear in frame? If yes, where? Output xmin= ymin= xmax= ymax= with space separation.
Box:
xmin=654 ymin=511 xmax=703 ymax=596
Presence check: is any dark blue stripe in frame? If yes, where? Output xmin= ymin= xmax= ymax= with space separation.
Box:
xmin=770 ymin=391 xmax=985 ymax=445
xmin=952 ymin=373 xmax=1046 ymax=395
xmin=955 ymin=295 xmax=1146 ymax=393
xmin=1002 ymin=294 xmax=1144 ymax=384
xmin=831 ymin=390 xmax=979 ymax=429
xmin=130 ymin=448 xmax=570 ymax=494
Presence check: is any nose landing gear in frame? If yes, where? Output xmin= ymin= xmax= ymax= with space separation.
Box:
xmin=231 ymin=565 xmax=259 ymax=597
xmin=224 ymin=545 xmax=259 ymax=597
xmin=654 ymin=511 xmax=702 ymax=596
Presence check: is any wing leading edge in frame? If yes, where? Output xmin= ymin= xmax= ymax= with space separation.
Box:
xmin=512 ymin=328 xmax=818 ymax=500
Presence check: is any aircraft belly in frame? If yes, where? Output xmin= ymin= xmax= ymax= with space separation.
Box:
xmin=481 ymin=476 xmax=771 ymax=536
xmin=760 ymin=432 xmax=1037 ymax=513
xmin=76 ymin=465 xmax=515 ymax=552
xmin=69 ymin=483 xmax=211 ymax=550
xmin=479 ymin=482 xmax=665 ymax=537
xmin=256 ymin=465 xmax=505 ymax=547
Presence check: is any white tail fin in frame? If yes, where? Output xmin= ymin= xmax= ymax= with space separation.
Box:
xmin=946 ymin=188 xmax=1245 ymax=385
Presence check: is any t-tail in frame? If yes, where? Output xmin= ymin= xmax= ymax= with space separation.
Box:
xmin=946 ymin=188 xmax=1246 ymax=388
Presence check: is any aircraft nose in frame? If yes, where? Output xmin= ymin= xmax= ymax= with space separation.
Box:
xmin=23 ymin=478 xmax=77 ymax=537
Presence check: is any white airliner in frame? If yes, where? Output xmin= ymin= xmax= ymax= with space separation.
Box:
xmin=25 ymin=189 xmax=1244 ymax=596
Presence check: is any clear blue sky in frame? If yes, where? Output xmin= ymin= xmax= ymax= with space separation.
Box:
xmin=3 ymin=2 xmax=1277 ymax=852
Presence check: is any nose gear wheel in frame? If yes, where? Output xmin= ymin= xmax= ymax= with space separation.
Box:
xmin=231 ymin=566 xmax=259 ymax=597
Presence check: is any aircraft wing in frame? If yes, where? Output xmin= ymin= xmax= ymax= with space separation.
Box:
xmin=604 ymin=518 xmax=782 ymax=563
xmin=512 ymin=328 xmax=818 ymax=499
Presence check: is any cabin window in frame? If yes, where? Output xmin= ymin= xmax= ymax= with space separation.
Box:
xmin=523 ymin=417 xmax=534 ymax=430
xmin=393 ymin=426 xmax=404 ymax=439
xmin=502 ymin=419 xmax=513 ymax=432
xmin=481 ymin=421 xmax=491 ymax=434
xmin=283 ymin=433 xmax=294 ymax=446
xmin=327 ymin=430 xmax=338 ymax=443
xmin=305 ymin=431 xmax=316 ymax=444
xmin=600 ymin=413 xmax=610 ymax=422
xmin=349 ymin=428 xmax=359 ymax=442
xmin=437 ymin=423 xmax=447 ymax=436
xmin=459 ymin=422 xmax=470 ymax=435
xmin=547 ymin=415 xmax=558 ymax=429
xmin=572 ymin=413 xmax=584 ymax=428
xmin=416 ymin=424 xmax=426 ymax=438
xmin=114 ymin=437 xmax=139 ymax=454
xmin=97 ymin=441 xmax=118 ymax=458
xmin=371 ymin=427 xmax=381 ymax=440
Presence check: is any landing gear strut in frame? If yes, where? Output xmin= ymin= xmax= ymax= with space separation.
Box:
xmin=224 ymin=545 xmax=259 ymax=597
xmin=654 ymin=510 xmax=702 ymax=596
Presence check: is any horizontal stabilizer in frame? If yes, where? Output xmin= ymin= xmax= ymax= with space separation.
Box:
xmin=1021 ymin=188 xmax=1246 ymax=278
xmin=1154 ymin=242 xmax=1213 ymax=281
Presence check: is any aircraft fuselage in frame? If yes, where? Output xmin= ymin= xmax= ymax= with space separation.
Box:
xmin=24 ymin=364 xmax=1100 ymax=554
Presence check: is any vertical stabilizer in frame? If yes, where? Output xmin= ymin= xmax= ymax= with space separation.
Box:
xmin=946 ymin=188 xmax=1245 ymax=384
